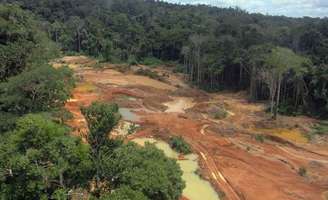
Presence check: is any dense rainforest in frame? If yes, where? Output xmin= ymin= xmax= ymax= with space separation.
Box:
xmin=0 ymin=3 xmax=184 ymax=199
xmin=0 ymin=0 xmax=328 ymax=198
xmin=1 ymin=0 xmax=328 ymax=118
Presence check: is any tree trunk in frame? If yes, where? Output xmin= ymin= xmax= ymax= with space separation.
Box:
xmin=250 ymin=66 xmax=257 ymax=101
xmin=273 ymin=75 xmax=282 ymax=120
xmin=77 ymin=31 xmax=81 ymax=52
xmin=197 ymin=47 xmax=201 ymax=85
xmin=239 ymin=64 xmax=243 ymax=87
xmin=59 ymin=170 xmax=65 ymax=188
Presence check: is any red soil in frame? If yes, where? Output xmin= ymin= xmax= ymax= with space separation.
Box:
xmin=57 ymin=57 xmax=328 ymax=200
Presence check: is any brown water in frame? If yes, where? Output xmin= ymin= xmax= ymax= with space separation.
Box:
xmin=132 ymin=138 xmax=220 ymax=200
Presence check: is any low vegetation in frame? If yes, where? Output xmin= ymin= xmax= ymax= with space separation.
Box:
xmin=298 ymin=167 xmax=307 ymax=177
xmin=127 ymin=123 xmax=139 ymax=135
xmin=312 ymin=121 xmax=328 ymax=136
xmin=169 ymin=136 xmax=192 ymax=154
xmin=214 ymin=109 xmax=228 ymax=120
xmin=141 ymin=57 xmax=164 ymax=67
xmin=135 ymin=68 xmax=165 ymax=82
xmin=254 ymin=134 xmax=266 ymax=143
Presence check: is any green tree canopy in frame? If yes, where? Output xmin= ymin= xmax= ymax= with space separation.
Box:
xmin=104 ymin=142 xmax=185 ymax=200
xmin=99 ymin=186 xmax=148 ymax=200
xmin=0 ymin=114 xmax=92 ymax=199
xmin=0 ymin=4 xmax=60 ymax=81
xmin=0 ymin=65 xmax=74 ymax=115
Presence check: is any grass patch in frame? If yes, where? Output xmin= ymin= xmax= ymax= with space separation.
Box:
xmin=169 ymin=136 xmax=192 ymax=154
xmin=135 ymin=68 xmax=165 ymax=82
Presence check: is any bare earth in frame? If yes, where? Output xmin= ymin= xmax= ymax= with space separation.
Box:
xmin=56 ymin=56 xmax=328 ymax=200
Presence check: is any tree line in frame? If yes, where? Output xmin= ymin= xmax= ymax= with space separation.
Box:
xmin=2 ymin=0 xmax=327 ymax=118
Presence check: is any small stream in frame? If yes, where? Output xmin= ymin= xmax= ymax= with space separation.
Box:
xmin=132 ymin=138 xmax=220 ymax=200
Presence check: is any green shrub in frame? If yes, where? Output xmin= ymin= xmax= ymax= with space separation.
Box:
xmin=93 ymin=61 xmax=105 ymax=69
xmin=116 ymin=64 xmax=131 ymax=73
xmin=127 ymin=123 xmax=138 ymax=135
xmin=173 ymin=64 xmax=186 ymax=73
xmin=214 ymin=109 xmax=228 ymax=120
xmin=254 ymin=134 xmax=265 ymax=143
xmin=128 ymin=55 xmax=138 ymax=66
xmin=218 ymin=191 xmax=226 ymax=199
xmin=313 ymin=121 xmax=328 ymax=135
xmin=298 ymin=166 xmax=307 ymax=177
xmin=169 ymin=136 xmax=192 ymax=154
xmin=141 ymin=57 xmax=163 ymax=66
xmin=107 ymin=142 xmax=185 ymax=200
xmin=135 ymin=68 xmax=164 ymax=81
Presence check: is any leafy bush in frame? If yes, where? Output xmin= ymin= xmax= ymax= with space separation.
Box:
xmin=135 ymin=68 xmax=165 ymax=81
xmin=0 ymin=4 xmax=60 ymax=81
xmin=276 ymin=102 xmax=303 ymax=116
xmin=298 ymin=166 xmax=307 ymax=177
xmin=99 ymin=186 xmax=148 ymax=200
xmin=173 ymin=64 xmax=186 ymax=73
xmin=312 ymin=121 xmax=328 ymax=136
xmin=0 ymin=65 xmax=75 ymax=115
xmin=254 ymin=134 xmax=265 ymax=143
xmin=141 ymin=57 xmax=163 ymax=66
xmin=0 ymin=112 xmax=18 ymax=133
xmin=127 ymin=123 xmax=138 ymax=135
xmin=218 ymin=191 xmax=226 ymax=199
xmin=128 ymin=55 xmax=138 ymax=66
xmin=104 ymin=142 xmax=185 ymax=200
xmin=214 ymin=109 xmax=228 ymax=119
xmin=0 ymin=114 xmax=92 ymax=199
xmin=116 ymin=64 xmax=131 ymax=73
xmin=169 ymin=136 xmax=192 ymax=154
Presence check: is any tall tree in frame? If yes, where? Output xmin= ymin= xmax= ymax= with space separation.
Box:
xmin=0 ymin=114 xmax=92 ymax=199
xmin=81 ymin=102 xmax=120 ymax=194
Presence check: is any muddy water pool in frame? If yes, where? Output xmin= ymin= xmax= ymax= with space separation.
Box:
xmin=119 ymin=108 xmax=140 ymax=121
xmin=132 ymin=138 xmax=219 ymax=200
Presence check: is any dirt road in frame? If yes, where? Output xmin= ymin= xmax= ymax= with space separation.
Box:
xmin=58 ymin=56 xmax=328 ymax=200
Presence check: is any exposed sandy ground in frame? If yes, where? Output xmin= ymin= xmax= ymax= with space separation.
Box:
xmin=55 ymin=56 xmax=328 ymax=200
xmin=164 ymin=97 xmax=196 ymax=113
